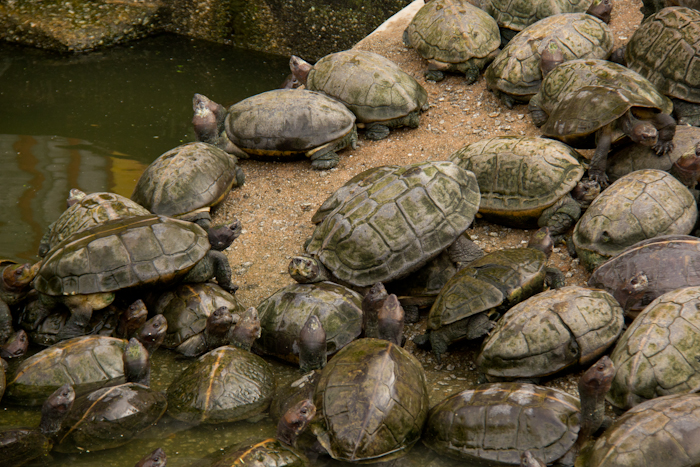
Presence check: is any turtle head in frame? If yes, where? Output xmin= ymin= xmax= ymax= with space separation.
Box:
xmin=2 ymin=261 xmax=41 ymax=291
xmin=136 ymin=313 xmax=168 ymax=354
xmin=520 ymin=451 xmax=547 ymax=467
xmin=571 ymin=179 xmax=601 ymax=208
xmin=670 ymin=145 xmax=700 ymax=188
xmin=39 ymin=384 xmax=75 ymax=436
xmin=298 ymin=314 xmax=327 ymax=372
xmin=540 ymin=41 xmax=564 ymax=77
xmin=208 ymin=219 xmax=242 ymax=251
xmin=230 ymin=306 xmax=261 ymax=351
xmin=629 ymin=118 xmax=658 ymax=146
xmin=206 ymin=306 xmax=234 ymax=339
xmin=123 ymin=337 xmax=151 ymax=386
xmin=289 ymin=55 xmax=312 ymax=86
xmin=280 ymin=73 xmax=301 ymax=89
xmin=118 ymin=299 xmax=148 ymax=339
xmin=0 ymin=329 xmax=29 ymax=359
xmin=617 ymin=271 xmax=651 ymax=313
xmin=277 ymin=398 xmax=317 ymax=447
xmin=135 ymin=448 xmax=167 ymax=467
xmin=192 ymin=93 xmax=228 ymax=144
xmin=586 ymin=0 xmax=612 ymax=23
xmin=527 ymin=227 xmax=554 ymax=257
xmin=66 ymin=188 xmax=86 ymax=207
xmin=288 ymin=256 xmax=327 ymax=283
xmin=578 ymin=355 xmax=615 ymax=401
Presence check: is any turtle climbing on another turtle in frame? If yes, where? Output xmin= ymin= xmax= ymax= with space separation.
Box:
xmin=192 ymin=90 xmax=357 ymax=170
xmin=289 ymin=50 xmax=428 ymax=140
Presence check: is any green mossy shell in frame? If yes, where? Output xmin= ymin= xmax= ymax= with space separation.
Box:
xmin=5 ymin=336 xmax=128 ymax=406
xmin=482 ymin=0 xmax=597 ymax=32
xmin=131 ymin=142 xmax=241 ymax=219
xmin=573 ymin=169 xmax=698 ymax=271
xmin=607 ymin=286 xmax=700 ymax=410
xmin=305 ymin=161 xmax=480 ymax=287
xmin=33 ymin=215 xmax=210 ymax=296
xmin=254 ymin=281 xmax=363 ymax=363
xmin=478 ymin=286 xmax=624 ymax=379
xmin=167 ymin=346 xmax=275 ymax=425
xmin=307 ymin=50 xmax=428 ymax=124
xmin=211 ymin=438 xmax=309 ymax=467
xmin=450 ymin=136 xmax=584 ymax=226
xmin=423 ymin=382 xmax=580 ymax=464
xmin=0 ymin=428 xmax=51 ymax=467
xmin=311 ymin=338 xmax=429 ymax=463
xmin=485 ymin=13 xmax=613 ymax=102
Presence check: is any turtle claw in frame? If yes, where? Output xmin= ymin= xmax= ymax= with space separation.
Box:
xmin=588 ymin=171 xmax=609 ymax=189
xmin=653 ymin=139 xmax=674 ymax=156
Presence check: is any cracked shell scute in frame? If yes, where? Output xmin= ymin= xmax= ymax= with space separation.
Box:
xmin=305 ymin=161 xmax=480 ymax=287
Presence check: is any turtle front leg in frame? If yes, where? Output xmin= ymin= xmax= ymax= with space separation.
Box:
xmin=307 ymin=142 xmax=340 ymax=170
xmin=57 ymin=293 xmax=114 ymax=340
xmin=590 ymin=124 xmax=613 ymax=188
xmin=208 ymin=250 xmax=237 ymax=294
xmin=652 ymin=112 xmax=676 ymax=156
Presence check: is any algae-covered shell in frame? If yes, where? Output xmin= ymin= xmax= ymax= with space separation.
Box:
xmin=311 ymin=338 xmax=429 ymax=463
xmin=478 ymin=286 xmax=624 ymax=379
xmin=423 ymin=382 xmax=580 ymax=465
xmin=572 ymin=169 xmax=698 ymax=271
xmin=166 ymin=346 xmax=275 ymax=424
xmin=305 ymin=161 xmax=480 ymax=287
xmin=5 ymin=336 xmax=128 ymax=406
xmin=607 ymin=286 xmax=700 ymax=410
xmin=449 ymin=136 xmax=585 ymax=227
xmin=254 ymin=282 xmax=363 ymax=364
xmin=483 ymin=0 xmax=604 ymax=34
xmin=485 ymin=13 xmax=614 ymax=103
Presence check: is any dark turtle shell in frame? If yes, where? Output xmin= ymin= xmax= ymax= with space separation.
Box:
xmin=254 ymin=282 xmax=363 ymax=364
xmin=305 ymin=161 xmax=480 ymax=287
xmin=588 ymin=235 xmax=700 ymax=317
xmin=52 ymin=382 xmax=167 ymax=453
xmin=423 ymin=382 xmax=580 ymax=464
xmin=576 ymin=392 xmax=700 ymax=467
xmin=606 ymin=286 xmax=700 ymax=410
xmin=210 ymin=438 xmax=309 ymax=467
xmin=166 ymin=346 xmax=275 ymax=424
xmin=5 ymin=336 xmax=129 ymax=406
xmin=131 ymin=142 xmax=243 ymax=221
xmin=311 ymin=338 xmax=429 ymax=463
xmin=33 ymin=215 xmax=209 ymax=297
xmin=477 ymin=286 xmax=624 ymax=379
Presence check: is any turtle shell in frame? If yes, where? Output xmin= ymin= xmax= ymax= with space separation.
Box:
xmin=449 ymin=136 xmax=585 ymax=227
xmin=304 ymin=161 xmax=480 ymax=287
xmin=311 ymin=338 xmax=429 ymax=463
xmin=588 ymin=235 xmax=700 ymax=316
xmin=485 ymin=13 xmax=614 ymax=102
xmin=607 ymin=125 xmax=700 ymax=183
xmin=482 ymin=0 xmax=599 ymax=33
xmin=153 ymin=282 xmax=245 ymax=351
xmin=40 ymin=191 xmax=150 ymax=256
xmin=423 ymin=382 xmax=581 ymax=464
xmin=210 ymin=438 xmax=308 ymax=467
xmin=428 ymin=247 xmax=548 ymax=330
xmin=52 ymin=382 xmax=167 ymax=453
xmin=224 ymin=89 xmax=356 ymax=157
xmin=130 ymin=142 xmax=242 ymax=220
xmin=306 ymin=50 xmax=428 ymax=124
xmin=166 ymin=345 xmax=275 ymax=424
xmin=576 ymin=392 xmax=700 ymax=467
xmin=254 ymin=281 xmax=363 ymax=364
xmin=33 ymin=215 xmax=210 ymax=297
xmin=572 ymin=169 xmax=698 ymax=271
xmin=404 ymin=0 xmax=501 ymax=67
xmin=477 ymin=286 xmax=624 ymax=379
xmin=529 ymin=59 xmax=673 ymax=126
xmin=606 ymin=286 xmax=700 ymax=410
xmin=541 ymin=85 xmax=669 ymax=144
xmin=625 ymin=7 xmax=700 ymax=105
xmin=5 ymin=336 xmax=128 ymax=406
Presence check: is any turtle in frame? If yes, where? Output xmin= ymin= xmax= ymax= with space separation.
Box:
xmin=207 ymin=399 xmax=316 ymax=467
xmin=605 ymin=285 xmax=700 ymax=410
xmin=288 ymin=161 xmax=481 ymax=289
xmin=528 ymin=58 xmax=674 ymax=129
xmin=640 ymin=0 xmax=700 ymax=19
xmin=298 ymin=314 xmax=326 ymax=372
xmin=130 ymin=142 xmax=245 ymax=230
xmin=289 ymin=50 xmax=428 ymax=140
xmin=30 ymin=214 xmax=240 ymax=340
xmin=484 ymin=13 xmax=614 ymax=107
xmin=0 ymin=384 xmax=75 ymax=467
xmin=227 ymin=306 xmax=262 ymax=352
xmin=414 ymin=227 xmax=565 ymax=364
xmin=422 ymin=356 xmax=615 ymax=466
xmin=622 ymin=7 xmax=700 ymax=127
xmin=361 ymin=284 xmax=405 ymax=345
xmin=153 ymin=282 xmax=245 ymax=356
xmin=606 ymin=124 xmax=700 ymax=185
xmin=166 ymin=345 xmax=275 ymax=425
xmin=192 ymin=89 xmax=357 ymax=170
xmin=480 ymin=0 xmax=613 ymax=45
xmin=402 ymin=0 xmax=501 ymax=83
xmin=38 ymin=189 xmax=152 ymax=257
xmin=135 ymin=448 xmax=167 ymax=467
xmin=541 ymin=85 xmax=678 ymax=187
xmin=253 ymin=281 xmax=363 ymax=364
xmin=588 ymin=235 xmax=700 ymax=318
xmin=477 ymin=286 xmax=625 ymax=380
xmin=310 ymin=338 xmax=429 ymax=463
xmin=0 ymin=260 xmax=41 ymax=307
xmin=572 ymin=169 xmax=698 ymax=271
xmin=0 ymin=329 xmax=29 ymax=360
xmin=575 ymin=391 xmax=700 ymax=467
xmin=449 ymin=136 xmax=600 ymax=237
xmin=51 ymin=338 xmax=167 ymax=453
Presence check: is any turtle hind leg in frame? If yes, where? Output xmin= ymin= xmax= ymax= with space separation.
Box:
xmin=364 ymin=123 xmax=391 ymax=141
xmin=424 ymin=70 xmax=445 ymax=82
